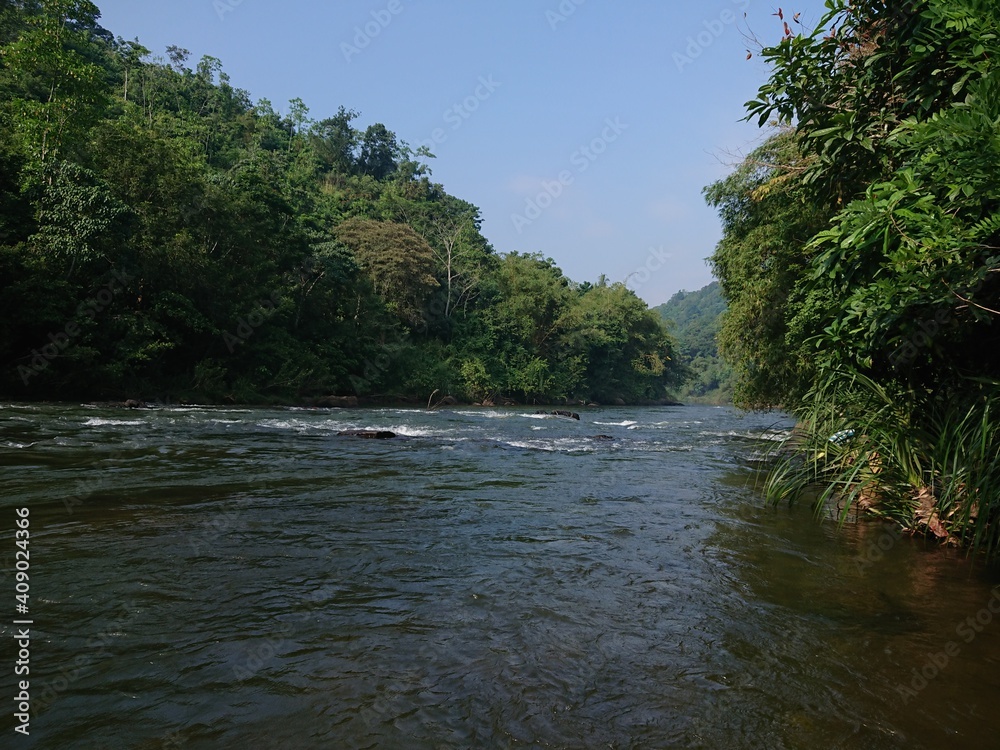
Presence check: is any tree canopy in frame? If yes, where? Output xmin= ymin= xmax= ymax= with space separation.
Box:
xmin=0 ymin=0 xmax=682 ymax=406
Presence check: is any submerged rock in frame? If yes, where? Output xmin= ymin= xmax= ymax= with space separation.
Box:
xmin=535 ymin=410 xmax=581 ymax=420
xmin=337 ymin=430 xmax=396 ymax=440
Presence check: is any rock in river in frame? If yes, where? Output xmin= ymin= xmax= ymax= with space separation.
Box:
xmin=535 ymin=410 xmax=581 ymax=421
xmin=337 ymin=430 xmax=397 ymax=440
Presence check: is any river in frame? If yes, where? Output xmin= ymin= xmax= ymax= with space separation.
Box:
xmin=2 ymin=403 xmax=999 ymax=749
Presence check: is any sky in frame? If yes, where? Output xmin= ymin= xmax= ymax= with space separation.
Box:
xmin=92 ymin=0 xmax=832 ymax=307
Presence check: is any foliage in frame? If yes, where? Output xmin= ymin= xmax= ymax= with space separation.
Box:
xmin=0 ymin=0 xmax=682 ymax=405
xmin=654 ymin=282 xmax=734 ymax=404
xmin=705 ymin=131 xmax=830 ymax=409
xmin=766 ymin=370 xmax=1000 ymax=555
xmin=711 ymin=0 xmax=1000 ymax=553
xmin=334 ymin=218 xmax=438 ymax=326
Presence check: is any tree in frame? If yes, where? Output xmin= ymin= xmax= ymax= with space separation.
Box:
xmin=357 ymin=123 xmax=398 ymax=180
xmin=576 ymin=280 xmax=680 ymax=402
xmin=716 ymin=0 xmax=1000 ymax=549
xmin=311 ymin=106 xmax=359 ymax=175
xmin=654 ymin=282 xmax=735 ymax=404
xmin=0 ymin=0 xmax=108 ymax=166
xmin=334 ymin=218 xmax=438 ymax=326
xmin=741 ymin=0 xmax=1000 ymax=395
xmin=705 ymin=129 xmax=830 ymax=409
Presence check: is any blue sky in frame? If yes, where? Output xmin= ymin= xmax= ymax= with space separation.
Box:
xmin=93 ymin=0 xmax=831 ymax=307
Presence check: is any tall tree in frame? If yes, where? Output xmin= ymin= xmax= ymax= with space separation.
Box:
xmin=357 ymin=123 xmax=398 ymax=180
xmin=334 ymin=218 xmax=438 ymax=326
xmin=0 ymin=0 xmax=108 ymax=167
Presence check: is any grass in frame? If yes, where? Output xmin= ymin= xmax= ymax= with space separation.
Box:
xmin=764 ymin=369 xmax=1000 ymax=557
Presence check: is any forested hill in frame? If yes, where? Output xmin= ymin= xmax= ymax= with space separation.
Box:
xmin=0 ymin=1 xmax=682 ymax=406
xmin=653 ymin=283 xmax=733 ymax=404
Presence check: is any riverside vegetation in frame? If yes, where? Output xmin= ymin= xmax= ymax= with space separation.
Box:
xmin=654 ymin=281 xmax=734 ymax=405
xmin=708 ymin=0 xmax=1000 ymax=554
xmin=0 ymin=0 xmax=682 ymax=407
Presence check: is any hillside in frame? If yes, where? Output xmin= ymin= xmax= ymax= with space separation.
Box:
xmin=0 ymin=2 xmax=682 ymax=406
xmin=654 ymin=282 xmax=734 ymax=404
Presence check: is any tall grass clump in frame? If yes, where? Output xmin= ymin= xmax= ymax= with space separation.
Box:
xmin=765 ymin=369 xmax=1000 ymax=556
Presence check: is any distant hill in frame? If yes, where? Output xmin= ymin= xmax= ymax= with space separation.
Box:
xmin=654 ymin=282 xmax=734 ymax=404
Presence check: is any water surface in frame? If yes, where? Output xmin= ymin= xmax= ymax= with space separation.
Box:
xmin=2 ymin=404 xmax=998 ymax=748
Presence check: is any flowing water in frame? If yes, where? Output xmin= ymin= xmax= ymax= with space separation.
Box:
xmin=2 ymin=403 xmax=1000 ymax=749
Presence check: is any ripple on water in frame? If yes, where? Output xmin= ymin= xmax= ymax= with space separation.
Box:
xmin=5 ymin=403 xmax=1000 ymax=749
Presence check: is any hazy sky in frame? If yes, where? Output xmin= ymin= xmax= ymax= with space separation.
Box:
xmin=93 ymin=0 xmax=831 ymax=306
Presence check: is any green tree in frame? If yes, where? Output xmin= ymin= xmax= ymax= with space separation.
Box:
xmin=334 ymin=218 xmax=438 ymax=326
xmin=357 ymin=123 xmax=398 ymax=180
xmin=705 ymin=130 xmax=830 ymax=409
xmin=0 ymin=0 xmax=108 ymax=166
xmin=654 ymin=282 xmax=735 ymax=404
xmin=715 ymin=0 xmax=1000 ymax=550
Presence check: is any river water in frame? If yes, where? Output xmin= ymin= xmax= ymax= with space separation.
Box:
xmin=2 ymin=403 xmax=1000 ymax=749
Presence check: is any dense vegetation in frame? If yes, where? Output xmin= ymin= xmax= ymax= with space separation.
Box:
xmin=0 ymin=0 xmax=682 ymax=406
xmin=653 ymin=282 xmax=734 ymax=404
xmin=709 ymin=0 xmax=1000 ymax=552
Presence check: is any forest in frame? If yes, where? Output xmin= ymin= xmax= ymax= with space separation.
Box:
xmin=654 ymin=282 xmax=734 ymax=405
xmin=709 ymin=0 xmax=1000 ymax=552
xmin=0 ymin=0 xmax=682 ymax=407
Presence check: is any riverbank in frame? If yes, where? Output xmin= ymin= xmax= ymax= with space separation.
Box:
xmin=17 ymin=394 xmax=686 ymax=411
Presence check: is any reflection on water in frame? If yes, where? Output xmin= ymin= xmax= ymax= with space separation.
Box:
xmin=1 ymin=403 xmax=998 ymax=749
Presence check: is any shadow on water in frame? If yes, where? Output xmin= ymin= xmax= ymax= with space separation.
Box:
xmin=699 ymin=463 xmax=1000 ymax=750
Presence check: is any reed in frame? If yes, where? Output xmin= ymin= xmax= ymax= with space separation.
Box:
xmin=765 ymin=369 xmax=1000 ymax=556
